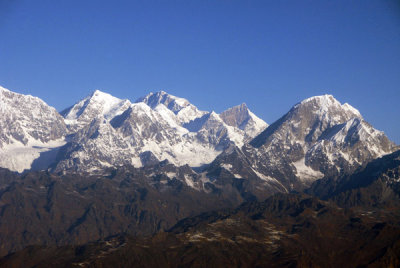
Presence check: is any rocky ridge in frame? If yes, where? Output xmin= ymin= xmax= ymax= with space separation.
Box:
xmin=213 ymin=95 xmax=397 ymax=192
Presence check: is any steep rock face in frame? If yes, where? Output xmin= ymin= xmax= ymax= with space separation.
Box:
xmin=217 ymin=95 xmax=397 ymax=191
xmin=306 ymin=117 xmax=395 ymax=175
xmin=0 ymin=86 xmax=67 ymax=172
xmin=204 ymin=144 xmax=288 ymax=199
xmin=220 ymin=103 xmax=268 ymax=141
xmin=308 ymin=149 xmax=400 ymax=208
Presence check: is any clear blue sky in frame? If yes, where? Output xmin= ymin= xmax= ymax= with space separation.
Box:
xmin=1 ymin=0 xmax=399 ymax=144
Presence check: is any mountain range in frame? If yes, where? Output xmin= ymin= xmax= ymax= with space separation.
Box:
xmin=0 ymin=85 xmax=399 ymax=266
xmin=0 ymin=86 xmax=396 ymax=190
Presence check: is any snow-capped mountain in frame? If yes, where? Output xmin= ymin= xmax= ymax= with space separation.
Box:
xmin=1 ymin=87 xmax=400 ymax=265
xmin=53 ymin=90 xmax=268 ymax=173
xmin=0 ymin=86 xmax=67 ymax=172
xmin=0 ymin=86 xmax=397 ymax=195
xmin=61 ymin=90 xmax=132 ymax=133
xmin=233 ymin=94 xmax=397 ymax=190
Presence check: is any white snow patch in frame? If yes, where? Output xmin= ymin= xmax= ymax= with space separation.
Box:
xmin=292 ymin=158 xmax=324 ymax=181
xmin=221 ymin=163 xmax=233 ymax=170
xmin=0 ymin=138 xmax=66 ymax=173
xmin=165 ymin=172 xmax=176 ymax=179
xmin=184 ymin=175 xmax=195 ymax=188
xmin=252 ymin=170 xmax=276 ymax=181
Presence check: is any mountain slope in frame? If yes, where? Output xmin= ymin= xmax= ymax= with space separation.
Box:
xmin=246 ymin=95 xmax=396 ymax=189
xmin=308 ymin=149 xmax=400 ymax=208
xmin=0 ymin=166 xmax=246 ymax=258
xmin=0 ymin=86 xmax=67 ymax=172
xmin=3 ymin=193 xmax=399 ymax=268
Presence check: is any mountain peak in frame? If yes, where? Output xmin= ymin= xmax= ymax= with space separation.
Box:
xmin=61 ymin=89 xmax=131 ymax=131
xmin=219 ymin=103 xmax=267 ymax=136
xmin=294 ymin=94 xmax=362 ymax=120
xmin=301 ymin=94 xmax=336 ymax=104
xmin=88 ymin=89 xmax=121 ymax=102
xmin=91 ymin=89 xmax=108 ymax=96
xmin=252 ymin=94 xmax=365 ymax=148
xmin=157 ymin=90 xmax=168 ymax=95
xmin=238 ymin=102 xmax=248 ymax=109
xmin=220 ymin=103 xmax=251 ymax=128
xmin=297 ymin=94 xmax=343 ymax=111
xmin=136 ymin=91 xmax=192 ymax=114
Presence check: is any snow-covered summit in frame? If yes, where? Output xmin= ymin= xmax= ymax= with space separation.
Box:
xmin=136 ymin=91 xmax=190 ymax=113
xmin=61 ymin=89 xmax=131 ymax=132
xmin=296 ymin=94 xmax=362 ymax=119
xmin=136 ymin=91 xmax=207 ymax=124
xmin=259 ymin=94 xmax=364 ymax=145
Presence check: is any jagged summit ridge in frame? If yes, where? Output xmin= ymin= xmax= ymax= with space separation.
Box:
xmin=296 ymin=94 xmax=362 ymax=119
xmin=0 ymin=87 xmax=397 ymax=195
xmin=53 ymin=89 xmax=268 ymax=173
xmin=136 ymin=90 xmax=190 ymax=112
xmin=136 ymin=91 xmax=207 ymax=124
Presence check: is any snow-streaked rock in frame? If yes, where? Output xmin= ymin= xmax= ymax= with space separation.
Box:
xmin=136 ymin=91 xmax=207 ymax=124
xmin=220 ymin=103 xmax=268 ymax=142
xmin=0 ymin=86 xmax=67 ymax=172
xmin=1 ymin=86 xmax=397 ymax=195
xmin=61 ymin=90 xmax=131 ymax=132
xmin=235 ymin=94 xmax=398 ymax=190
xmin=54 ymin=91 xmax=268 ymax=174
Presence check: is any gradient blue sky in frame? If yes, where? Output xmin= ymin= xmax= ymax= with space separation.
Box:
xmin=1 ymin=0 xmax=399 ymax=143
